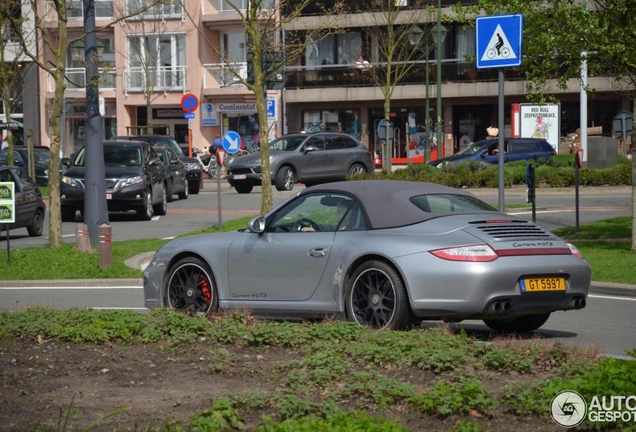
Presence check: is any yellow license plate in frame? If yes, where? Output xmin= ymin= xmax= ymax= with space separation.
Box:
xmin=520 ymin=277 xmax=566 ymax=292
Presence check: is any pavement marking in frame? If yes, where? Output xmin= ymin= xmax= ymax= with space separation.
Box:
xmin=589 ymin=294 xmax=636 ymax=302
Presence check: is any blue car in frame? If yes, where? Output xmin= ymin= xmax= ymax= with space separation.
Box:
xmin=429 ymin=138 xmax=557 ymax=167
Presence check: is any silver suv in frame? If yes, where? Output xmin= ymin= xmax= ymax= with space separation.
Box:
xmin=226 ymin=132 xmax=374 ymax=194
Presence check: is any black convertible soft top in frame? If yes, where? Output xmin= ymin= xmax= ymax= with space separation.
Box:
xmin=299 ymin=180 xmax=485 ymax=229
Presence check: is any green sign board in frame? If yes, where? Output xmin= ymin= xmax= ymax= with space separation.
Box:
xmin=0 ymin=182 xmax=15 ymax=223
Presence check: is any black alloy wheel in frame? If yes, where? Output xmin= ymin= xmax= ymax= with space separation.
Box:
xmin=165 ymin=257 xmax=217 ymax=316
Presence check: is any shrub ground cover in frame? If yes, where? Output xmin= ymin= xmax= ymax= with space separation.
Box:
xmin=2 ymin=308 xmax=635 ymax=431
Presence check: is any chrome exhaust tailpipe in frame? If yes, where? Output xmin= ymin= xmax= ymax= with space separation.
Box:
xmin=489 ymin=301 xmax=512 ymax=314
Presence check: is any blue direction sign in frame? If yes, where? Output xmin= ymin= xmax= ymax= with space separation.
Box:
xmin=222 ymin=131 xmax=241 ymax=154
xmin=476 ymin=14 xmax=524 ymax=69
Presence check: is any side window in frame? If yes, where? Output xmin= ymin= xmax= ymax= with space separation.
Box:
xmin=341 ymin=136 xmax=358 ymax=149
xmin=305 ymin=136 xmax=325 ymax=150
xmin=268 ymin=193 xmax=357 ymax=233
xmin=0 ymin=169 xmax=15 ymax=183
xmin=16 ymin=167 xmax=35 ymax=191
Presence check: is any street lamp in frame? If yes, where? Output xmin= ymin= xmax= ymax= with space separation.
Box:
xmin=432 ymin=0 xmax=447 ymax=157
xmin=408 ymin=25 xmax=430 ymax=163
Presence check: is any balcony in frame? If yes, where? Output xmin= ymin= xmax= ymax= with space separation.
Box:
xmin=124 ymin=66 xmax=187 ymax=92
xmin=47 ymin=67 xmax=117 ymax=93
xmin=126 ymin=0 xmax=184 ymax=19
xmin=203 ymin=62 xmax=247 ymax=88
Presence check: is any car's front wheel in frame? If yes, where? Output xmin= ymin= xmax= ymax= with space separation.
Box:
xmin=483 ymin=313 xmax=551 ymax=333
xmin=137 ymin=189 xmax=154 ymax=221
xmin=345 ymin=260 xmax=411 ymax=329
xmin=153 ymin=184 xmax=168 ymax=216
xmin=275 ymin=166 xmax=294 ymax=191
xmin=178 ymin=184 xmax=188 ymax=200
xmin=27 ymin=209 xmax=44 ymax=236
xmin=165 ymin=256 xmax=217 ymax=316
xmin=166 ymin=179 xmax=174 ymax=203
xmin=61 ymin=206 xmax=76 ymax=222
xmin=234 ymin=184 xmax=253 ymax=194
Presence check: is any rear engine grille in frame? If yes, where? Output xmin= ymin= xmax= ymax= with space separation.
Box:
xmin=473 ymin=223 xmax=553 ymax=240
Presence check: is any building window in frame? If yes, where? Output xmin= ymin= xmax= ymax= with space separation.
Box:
xmin=126 ymin=34 xmax=186 ymax=91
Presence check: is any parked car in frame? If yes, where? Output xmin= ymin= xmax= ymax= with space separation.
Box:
xmin=226 ymin=132 xmax=374 ymax=194
xmin=0 ymin=147 xmax=51 ymax=186
xmin=428 ymin=138 xmax=557 ymax=167
xmin=0 ymin=165 xmax=45 ymax=236
xmin=154 ymin=144 xmax=188 ymax=202
xmin=113 ymin=135 xmax=202 ymax=194
xmin=143 ymin=180 xmax=591 ymax=332
xmin=60 ymin=140 xmax=167 ymax=221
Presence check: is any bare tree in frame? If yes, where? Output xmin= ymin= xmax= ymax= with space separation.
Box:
xmin=183 ymin=0 xmax=345 ymax=214
xmin=355 ymin=1 xmax=432 ymax=168
xmin=0 ymin=0 xmax=160 ymax=248
xmin=0 ymin=1 xmax=28 ymax=168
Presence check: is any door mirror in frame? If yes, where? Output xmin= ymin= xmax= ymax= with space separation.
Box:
xmin=248 ymin=216 xmax=266 ymax=233
xmin=303 ymin=145 xmax=318 ymax=153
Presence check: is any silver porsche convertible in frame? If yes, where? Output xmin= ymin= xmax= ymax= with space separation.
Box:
xmin=143 ymin=180 xmax=591 ymax=332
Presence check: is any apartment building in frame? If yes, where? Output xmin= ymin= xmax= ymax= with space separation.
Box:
xmin=38 ymin=0 xmax=279 ymax=157
xmin=1 ymin=2 xmax=39 ymax=144
xmin=33 ymin=0 xmax=630 ymax=160
xmin=281 ymin=0 xmax=631 ymax=160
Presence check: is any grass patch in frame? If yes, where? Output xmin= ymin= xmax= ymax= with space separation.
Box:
xmin=572 ymin=241 xmax=636 ymax=285
xmin=553 ymin=216 xmax=632 ymax=240
xmin=0 ymin=308 xmax=623 ymax=430
xmin=0 ymin=216 xmax=254 ymax=280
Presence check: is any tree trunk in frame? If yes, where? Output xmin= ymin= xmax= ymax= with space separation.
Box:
xmin=47 ymin=68 xmax=67 ymax=249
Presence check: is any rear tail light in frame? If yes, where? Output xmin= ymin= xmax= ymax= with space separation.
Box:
xmin=566 ymin=242 xmax=585 ymax=259
xmin=430 ymin=244 xmax=498 ymax=262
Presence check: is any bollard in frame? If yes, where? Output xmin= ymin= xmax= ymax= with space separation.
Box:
xmin=74 ymin=223 xmax=92 ymax=252
xmin=98 ymin=223 xmax=112 ymax=268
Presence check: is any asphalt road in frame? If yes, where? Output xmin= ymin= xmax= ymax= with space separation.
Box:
xmin=0 ymin=280 xmax=633 ymax=358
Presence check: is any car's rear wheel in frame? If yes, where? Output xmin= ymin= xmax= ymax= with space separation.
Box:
xmin=275 ymin=166 xmax=294 ymax=191
xmin=234 ymin=184 xmax=253 ymax=194
xmin=27 ymin=209 xmax=44 ymax=236
xmin=483 ymin=313 xmax=551 ymax=333
xmin=166 ymin=179 xmax=174 ymax=203
xmin=61 ymin=206 xmax=76 ymax=222
xmin=348 ymin=163 xmax=366 ymax=176
xmin=137 ymin=189 xmax=154 ymax=221
xmin=153 ymin=185 xmax=168 ymax=216
xmin=165 ymin=256 xmax=217 ymax=316
xmin=345 ymin=260 xmax=410 ymax=329
xmin=178 ymin=184 xmax=188 ymax=200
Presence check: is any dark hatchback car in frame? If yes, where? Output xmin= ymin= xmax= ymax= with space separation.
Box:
xmin=154 ymin=144 xmax=188 ymax=202
xmin=61 ymin=140 xmax=167 ymax=221
xmin=428 ymin=138 xmax=557 ymax=167
xmin=0 ymin=165 xmax=45 ymax=237
xmin=226 ymin=132 xmax=374 ymax=194
xmin=0 ymin=147 xmax=51 ymax=186
xmin=113 ymin=135 xmax=202 ymax=194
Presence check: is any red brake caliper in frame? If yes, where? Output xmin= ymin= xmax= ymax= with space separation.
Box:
xmin=199 ymin=275 xmax=212 ymax=303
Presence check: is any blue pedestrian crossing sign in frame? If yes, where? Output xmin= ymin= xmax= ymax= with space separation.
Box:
xmin=222 ymin=131 xmax=241 ymax=154
xmin=476 ymin=14 xmax=524 ymax=69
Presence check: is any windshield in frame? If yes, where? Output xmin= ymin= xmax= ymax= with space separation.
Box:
xmin=268 ymin=135 xmax=306 ymax=151
xmin=73 ymin=144 xmax=142 ymax=167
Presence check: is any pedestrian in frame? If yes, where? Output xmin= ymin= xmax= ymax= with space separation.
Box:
xmin=1 ymin=135 xmax=8 ymax=150
xmin=213 ymin=134 xmax=222 ymax=148
xmin=13 ymin=132 xmax=23 ymax=147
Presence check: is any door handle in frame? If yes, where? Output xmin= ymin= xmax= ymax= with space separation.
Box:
xmin=309 ymin=247 xmax=327 ymax=257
